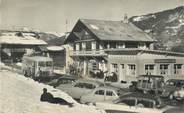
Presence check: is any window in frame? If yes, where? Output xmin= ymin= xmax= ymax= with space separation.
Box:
xmin=174 ymin=64 xmax=182 ymax=74
xmin=92 ymin=62 xmax=98 ymax=71
xmin=74 ymin=83 xmax=84 ymax=88
xmin=95 ymin=90 xmax=105 ymax=95
xmin=137 ymin=99 xmax=154 ymax=108
xmin=160 ymin=64 xmax=169 ymax=75
xmin=111 ymin=63 xmax=118 ymax=73
xmin=106 ymin=91 xmax=115 ymax=96
xmin=117 ymin=43 xmax=125 ymax=49
xmin=46 ymin=61 xmax=52 ymax=67
xmin=82 ymin=42 xmax=86 ymax=50
xmin=121 ymin=64 xmax=124 ymax=69
xmin=38 ymin=62 xmax=45 ymax=67
xmin=127 ymin=64 xmax=136 ymax=76
xmin=84 ymin=83 xmax=96 ymax=89
xmin=75 ymin=43 xmax=80 ymax=51
xmin=125 ymin=42 xmax=138 ymax=48
xmin=139 ymin=42 xmax=147 ymax=50
xmin=86 ymin=41 xmax=92 ymax=51
xmin=96 ymin=42 xmax=100 ymax=50
xmin=91 ymin=41 xmax=96 ymax=50
xmin=145 ymin=64 xmax=154 ymax=75
xmin=110 ymin=42 xmax=116 ymax=49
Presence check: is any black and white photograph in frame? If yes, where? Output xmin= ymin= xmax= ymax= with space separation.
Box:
xmin=0 ymin=0 xmax=184 ymax=113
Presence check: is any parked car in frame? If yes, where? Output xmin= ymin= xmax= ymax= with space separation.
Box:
xmin=137 ymin=75 xmax=164 ymax=94
xmin=163 ymin=106 xmax=184 ymax=113
xmin=161 ymin=79 xmax=184 ymax=99
xmin=56 ymin=79 xmax=104 ymax=99
xmin=173 ymin=85 xmax=184 ymax=101
xmin=80 ymin=86 xmax=131 ymax=104
xmin=46 ymin=74 xmax=78 ymax=87
xmin=95 ymin=93 xmax=172 ymax=113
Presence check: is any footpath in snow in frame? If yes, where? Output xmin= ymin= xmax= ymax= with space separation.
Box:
xmin=0 ymin=69 xmax=105 ymax=113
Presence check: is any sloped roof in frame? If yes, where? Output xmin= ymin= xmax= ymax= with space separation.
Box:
xmin=105 ymin=48 xmax=184 ymax=57
xmin=79 ymin=19 xmax=155 ymax=42
xmin=0 ymin=32 xmax=47 ymax=45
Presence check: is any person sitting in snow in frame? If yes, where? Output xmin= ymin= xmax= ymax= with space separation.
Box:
xmin=40 ymin=88 xmax=54 ymax=103
xmin=40 ymin=88 xmax=74 ymax=107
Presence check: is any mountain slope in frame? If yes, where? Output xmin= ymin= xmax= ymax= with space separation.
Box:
xmin=38 ymin=32 xmax=66 ymax=46
xmin=129 ymin=6 xmax=184 ymax=53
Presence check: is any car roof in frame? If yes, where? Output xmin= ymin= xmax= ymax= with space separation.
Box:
xmin=59 ymin=75 xmax=77 ymax=79
xmin=95 ymin=86 xmax=120 ymax=91
xmin=138 ymin=75 xmax=164 ymax=78
xmin=166 ymin=79 xmax=184 ymax=82
xmin=76 ymin=79 xmax=103 ymax=85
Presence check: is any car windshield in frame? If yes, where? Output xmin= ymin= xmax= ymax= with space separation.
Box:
xmin=46 ymin=61 xmax=52 ymax=67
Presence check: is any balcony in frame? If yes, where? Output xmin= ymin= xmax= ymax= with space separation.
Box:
xmin=70 ymin=50 xmax=107 ymax=57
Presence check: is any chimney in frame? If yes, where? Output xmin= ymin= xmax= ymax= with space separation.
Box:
xmin=123 ymin=13 xmax=129 ymax=23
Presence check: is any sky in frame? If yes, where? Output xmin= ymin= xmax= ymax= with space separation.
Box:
xmin=0 ymin=0 xmax=183 ymax=33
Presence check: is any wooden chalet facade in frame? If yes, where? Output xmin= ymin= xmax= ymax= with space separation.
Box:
xmin=0 ymin=31 xmax=47 ymax=63
xmin=66 ymin=19 xmax=184 ymax=82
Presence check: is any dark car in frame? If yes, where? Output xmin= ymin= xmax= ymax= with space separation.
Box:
xmin=46 ymin=74 xmax=78 ymax=87
xmin=163 ymin=106 xmax=184 ymax=113
xmin=161 ymin=79 xmax=184 ymax=99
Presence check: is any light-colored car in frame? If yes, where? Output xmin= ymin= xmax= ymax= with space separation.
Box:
xmin=80 ymin=86 xmax=131 ymax=104
xmin=161 ymin=79 xmax=184 ymax=99
xmin=56 ymin=79 xmax=104 ymax=99
xmin=173 ymin=85 xmax=184 ymax=101
xmin=95 ymin=93 xmax=172 ymax=113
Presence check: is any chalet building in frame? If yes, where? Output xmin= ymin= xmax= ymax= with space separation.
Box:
xmin=0 ymin=31 xmax=47 ymax=63
xmin=66 ymin=19 xmax=184 ymax=82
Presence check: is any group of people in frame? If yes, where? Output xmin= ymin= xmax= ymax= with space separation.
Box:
xmin=40 ymin=88 xmax=74 ymax=107
xmin=90 ymin=70 xmax=118 ymax=82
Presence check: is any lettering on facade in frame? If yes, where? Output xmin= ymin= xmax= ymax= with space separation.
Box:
xmin=154 ymin=59 xmax=176 ymax=63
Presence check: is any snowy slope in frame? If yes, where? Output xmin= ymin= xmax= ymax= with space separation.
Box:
xmin=0 ymin=70 xmax=105 ymax=113
xmin=129 ymin=6 xmax=184 ymax=52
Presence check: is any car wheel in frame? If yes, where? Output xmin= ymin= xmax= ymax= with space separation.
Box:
xmin=137 ymin=103 xmax=144 ymax=107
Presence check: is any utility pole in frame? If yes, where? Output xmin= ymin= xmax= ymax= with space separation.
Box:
xmin=65 ymin=19 xmax=68 ymax=33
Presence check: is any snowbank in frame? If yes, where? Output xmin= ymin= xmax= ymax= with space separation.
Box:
xmin=0 ymin=70 xmax=105 ymax=113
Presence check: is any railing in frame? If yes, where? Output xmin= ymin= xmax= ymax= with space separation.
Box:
xmin=70 ymin=50 xmax=107 ymax=56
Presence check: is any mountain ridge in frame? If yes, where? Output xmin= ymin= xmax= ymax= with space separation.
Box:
xmin=129 ymin=6 xmax=184 ymax=53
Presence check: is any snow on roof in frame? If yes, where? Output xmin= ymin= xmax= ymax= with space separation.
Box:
xmin=47 ymin=46 xmax=65 ymax=51
xmin=66 ymin=19 xmax=155 ymax=42
xmin=0 ymin=35 xmax=47 ymax=45
xmin=23 ymin=56 xmax=53 ymax=62
xmin=90 ymin=24 xmax=99 ymax=30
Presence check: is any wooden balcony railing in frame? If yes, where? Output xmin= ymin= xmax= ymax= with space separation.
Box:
xmin=70 ymin=50 xmax=107 ymax=56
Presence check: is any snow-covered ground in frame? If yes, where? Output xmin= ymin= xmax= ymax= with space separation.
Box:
xmin=0 ymin=69 xmax=105 ymax=113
